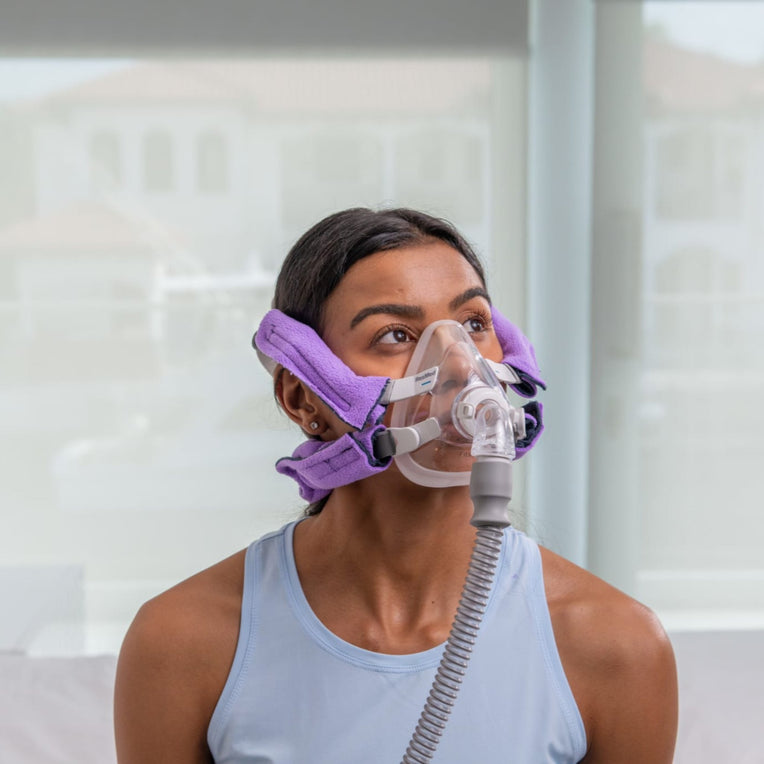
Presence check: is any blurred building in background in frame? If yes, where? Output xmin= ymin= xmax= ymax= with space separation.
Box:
xmin=0 ymin=22 xmax=763 ymax=652
xmin=0 ymin=56 xmax=513 ymax=652
xmin=639 ymin=33 xmax=764 ymax=604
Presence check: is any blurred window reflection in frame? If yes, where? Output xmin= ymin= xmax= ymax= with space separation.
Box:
xmin=196 ymin=131 xmax=228 ymax=193
xmin=89 ymin=131 xmax=121 ymax=191
xmin=143 ymin=130 xmax=174 ymax=192
xmin=281 ymin=132 xmax=385 ymax=227
xmin=656 ymin=128 xmax=746 ymax=221
xmin=395 ymin=129 xmax=484 ymax=224
xmin=0 ymin=55 xmax=524 ymax=654
xmin=638 ymin=2 xmax=764 ymax=622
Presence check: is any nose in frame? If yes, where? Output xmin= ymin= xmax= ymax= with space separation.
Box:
xmin=432 ymin=342 xmax=474 ymax=397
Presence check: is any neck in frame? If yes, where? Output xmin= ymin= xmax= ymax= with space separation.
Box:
xmin=322 ymin=470 xmax=475 ymax=565
xmin=293 ymin=474 xmax=480 ymax=653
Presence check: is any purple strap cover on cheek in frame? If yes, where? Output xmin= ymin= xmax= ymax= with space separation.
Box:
xmin=255 ymin=309 xmax=389 ymax=430
xmin=489 ymin=307 xmax=546 ymax=458
xmin=491 ymin=306 xmax=546 ymax=398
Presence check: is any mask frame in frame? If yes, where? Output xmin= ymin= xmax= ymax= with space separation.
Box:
xmin=389 ymin=320 xmax=523 ymax=487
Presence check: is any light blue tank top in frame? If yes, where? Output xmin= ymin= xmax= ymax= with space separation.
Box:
xmin=208 ymin=522 xmax=587 ymax=763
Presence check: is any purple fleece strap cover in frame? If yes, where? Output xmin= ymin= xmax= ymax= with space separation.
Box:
xmin=276 ymin=425 xmax=390 ymax=503
xmin=255 ymin=309 xmax=389 ymax=430
xmin=491 ymin=306 xmax=546 ymax=398
xmin=259 ymin=306 xmax=546 ymax=501
xmin=516 ymin=401 xmax=544 ymax=458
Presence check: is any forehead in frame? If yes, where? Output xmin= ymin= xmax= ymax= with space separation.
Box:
xmin=324 ymin=241 xmax=484 ymax=320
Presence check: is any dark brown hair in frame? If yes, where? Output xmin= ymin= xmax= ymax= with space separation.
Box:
xmin=272 ymin=207 xmax=486 ymax=332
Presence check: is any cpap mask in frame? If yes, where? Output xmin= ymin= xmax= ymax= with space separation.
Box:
xmin=253 ymin=306 xmax=545 ymax=502
xmin=386 ymin=319 xmax=525 ymax=487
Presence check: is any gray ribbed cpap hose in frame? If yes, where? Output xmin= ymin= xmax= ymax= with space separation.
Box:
xmin=401 ymin=525 xmax=505 ymax=764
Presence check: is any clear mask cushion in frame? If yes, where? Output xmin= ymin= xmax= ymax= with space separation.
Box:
xmin=389 ymin=320 xmax=537 ymax=487
xmin=253 ymin=308 xmax=545 ymax=501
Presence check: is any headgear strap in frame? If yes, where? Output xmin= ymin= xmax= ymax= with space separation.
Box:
xmin=253 ymin=307 xmax=545 ymax=502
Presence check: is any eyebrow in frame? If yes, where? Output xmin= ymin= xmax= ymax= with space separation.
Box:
xmin=449 ymin=287 xmax=492 ymax=311
xmin=349 ymin=287 xmax=492 ymax=329
xmin=350 ymin=303 xmax=424 ymax=329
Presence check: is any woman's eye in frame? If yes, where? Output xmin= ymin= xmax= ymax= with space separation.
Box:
xmin=377 ymin=327 xmax=413 ymax=344
xmin=463 ymin=316 xmax=487 ymax=334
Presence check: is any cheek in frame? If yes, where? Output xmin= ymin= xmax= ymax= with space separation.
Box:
xmin=340 ymin=349 xmax=413 ymax=381
xmin=477 ymin=332 xmax=504 ymax=363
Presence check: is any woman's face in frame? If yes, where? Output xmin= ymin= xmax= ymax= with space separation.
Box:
xmin=321 ymin=240 xmax=503 ymax=380
xmin=320 ymin=241 xmax=504 ymax=474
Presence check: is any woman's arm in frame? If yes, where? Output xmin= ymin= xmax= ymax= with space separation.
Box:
xmin=114 ymin=598 xmax=213 ymax=763
xmin=541 ymin=548 xmax=678 ymax=764
xmin=114 ymin=554 xmax=244 ymax=764
xmin=578 ymin=601 xmax=678 ymax=763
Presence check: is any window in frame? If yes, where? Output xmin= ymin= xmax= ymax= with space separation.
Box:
xmin=656 ymin=129 xmax=714 ymax=219
xmin=395 ymin=129 xmax=484 ymax=223
xmin=587 ymin=2 xmax=764 ymax=629
xmin=111 ymin=280 xmax=149 ymax=337
xmin=89 ymin=131 xmax=121 ymax=190
xmin=143 ymin=130 xmax=174 ymax=192
xmin=655 ymin=129 xmax=746 ymax=221
xmin=281 ymin=131 xmax=384 ymax=229
xmin=0 ymin=55 xmax=526 ymax=654
xmin=196 ymin=131 xmax=228 ymax=193
xmin=649 ymin=247 xmax=742 ymax=368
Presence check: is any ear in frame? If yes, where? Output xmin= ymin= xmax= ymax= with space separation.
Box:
xmin=277 ymin=369 xmax=330 ymax=437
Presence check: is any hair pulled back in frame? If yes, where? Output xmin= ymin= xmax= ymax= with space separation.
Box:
xmin=272 ymin=207 xmax=486 ymax=333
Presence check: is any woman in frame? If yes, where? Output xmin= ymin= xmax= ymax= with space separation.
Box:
xmin=114 ymin=207 xmax=678 ymax=763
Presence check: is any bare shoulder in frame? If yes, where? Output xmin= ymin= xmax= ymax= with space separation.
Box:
xmin=114 ymin=549 xmax=247 ymax=764
xmin=539 ymin=546 xmax=678 ymax=764
xmin=125 ymin=547 xmax=246 ymax=655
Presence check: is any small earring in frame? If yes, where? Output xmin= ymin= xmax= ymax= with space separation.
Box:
xmin=309 ymin=421 xmax=320 ymax=431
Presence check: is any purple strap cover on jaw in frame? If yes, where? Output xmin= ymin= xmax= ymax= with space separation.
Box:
xmin=491 ymin=306 xmax=546 ymax=398
xmin=276 ymin=425 xmax=389 ymax=503
xmin=516 ymin=401 xmax=544 ymax=459
xmin=255 ymin=309 xmax=388 ymax=429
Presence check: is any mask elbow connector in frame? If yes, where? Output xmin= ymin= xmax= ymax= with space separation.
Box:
xmin=467 ymin=396 xmax=515 ymax=461
xmin=468 ymin=398 xmax=513 ymax=528
xmin=469 ymin=457 xmax=512 ymax=528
